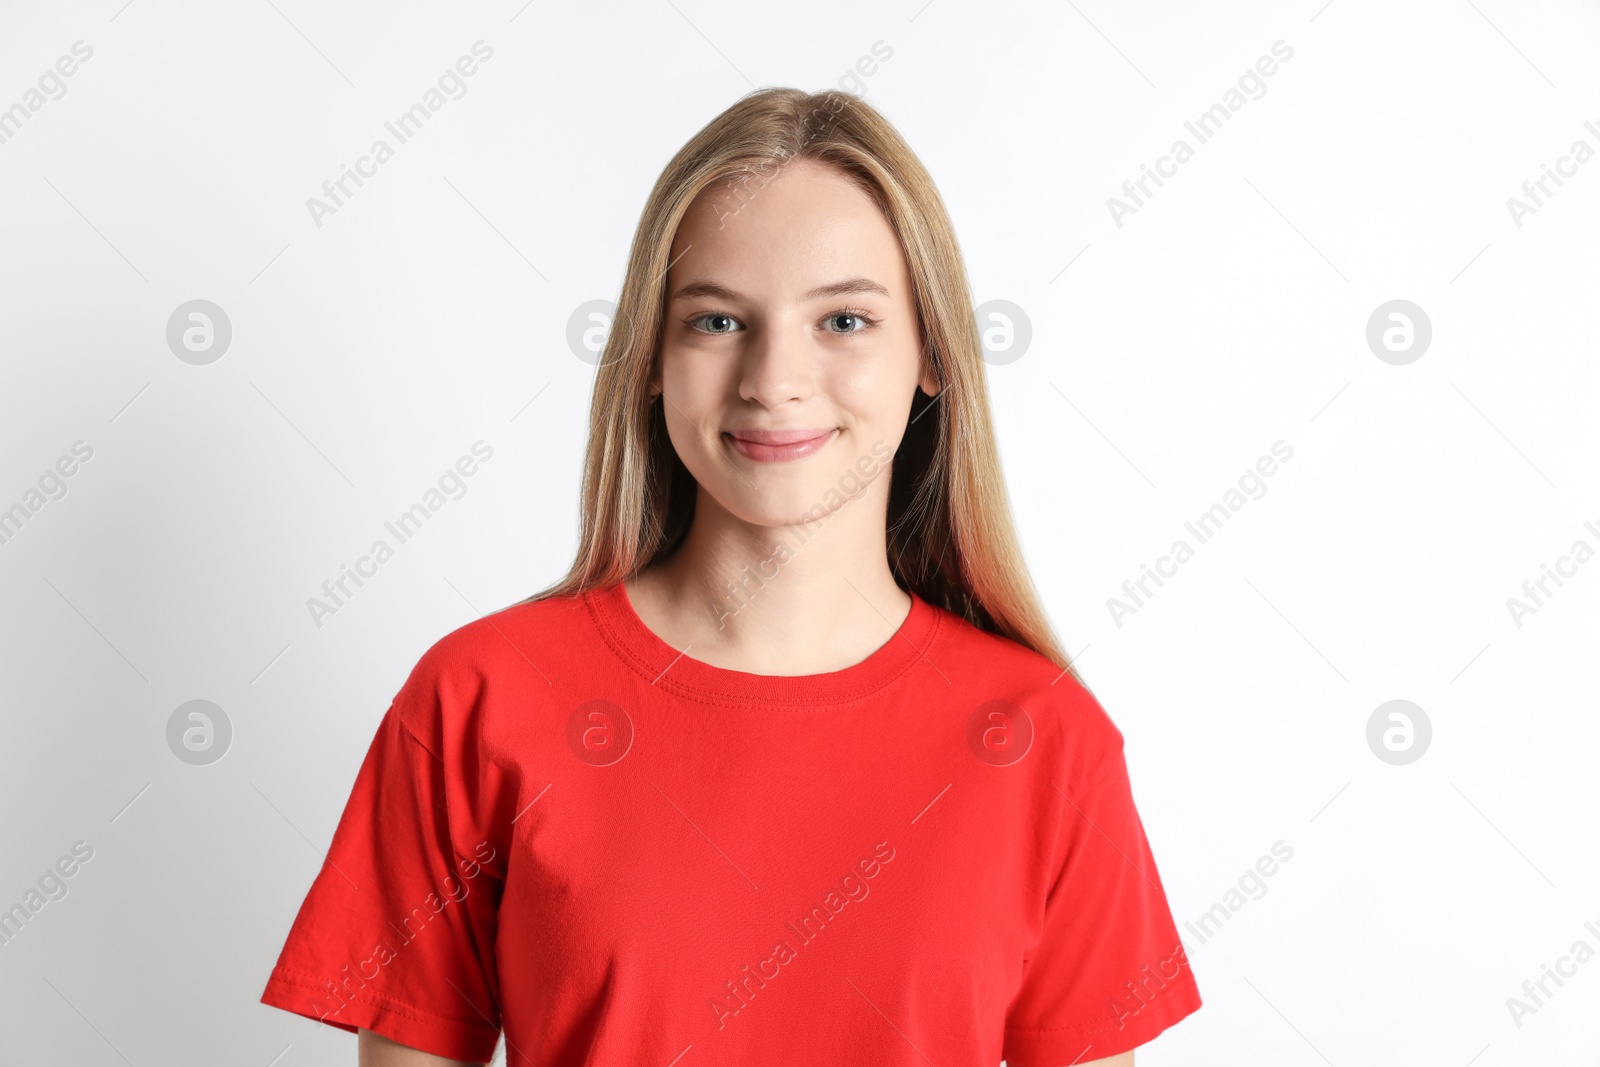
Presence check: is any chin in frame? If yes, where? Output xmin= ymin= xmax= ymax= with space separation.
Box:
xmin=716 ymin=480 xmax=842 ymax=531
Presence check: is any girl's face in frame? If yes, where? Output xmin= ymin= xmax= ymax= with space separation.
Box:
xmin=653 ymin=158 xmax=939 ymax=529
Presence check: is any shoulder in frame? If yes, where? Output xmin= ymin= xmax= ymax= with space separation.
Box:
xmin=388 ymin=590 xmax=592 ymax=748
xmin=412 ymin=589 xmax=590 ymax=680
xmin=926 ymin=602 xmax=1126 ymax=791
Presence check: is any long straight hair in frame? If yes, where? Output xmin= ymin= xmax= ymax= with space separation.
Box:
xmin=523 ymin=86 xmax=1078 ymax=680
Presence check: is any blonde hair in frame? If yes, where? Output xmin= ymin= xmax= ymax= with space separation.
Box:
xmin=524 ymin=86 xmax=1078 ymax=679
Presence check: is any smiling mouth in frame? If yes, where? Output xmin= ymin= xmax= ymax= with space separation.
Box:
xmin=723 ymin=428 xmax=837 ymax=463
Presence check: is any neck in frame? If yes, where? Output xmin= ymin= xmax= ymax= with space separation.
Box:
xmin=623 ymin=480 xmax=912 ymax=676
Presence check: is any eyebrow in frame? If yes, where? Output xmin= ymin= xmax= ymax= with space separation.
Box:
xmin=668 ymin=277 xmax=890 ymax=303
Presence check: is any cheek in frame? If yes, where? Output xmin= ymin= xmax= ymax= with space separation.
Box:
xmin=659 ymin=348 xmax=732 ymax=459
xmin=826 ymin=350 xmax=913 ymax=420
xmin=661 ymin=348 xmax=728 ymax=416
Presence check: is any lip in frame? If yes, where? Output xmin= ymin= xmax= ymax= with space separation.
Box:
xmin=724 ymin=427 xmax=837 ymax=462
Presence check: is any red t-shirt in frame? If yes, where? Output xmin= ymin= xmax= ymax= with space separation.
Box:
xmin=260 ymin=582 xmax=1201 ymax=1064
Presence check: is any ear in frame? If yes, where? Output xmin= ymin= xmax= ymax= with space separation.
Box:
xmin=648 ymin=352 xmax=663 ymax=397
xmin=918 ymin=355 xmax=939 ymax=398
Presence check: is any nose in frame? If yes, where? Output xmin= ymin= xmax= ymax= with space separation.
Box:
xmin=739 ymin=315 xmax=816 ymax=408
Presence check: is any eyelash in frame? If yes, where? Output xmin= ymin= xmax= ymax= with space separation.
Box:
xmin=684 ymin=307 xmax=880 ymax=336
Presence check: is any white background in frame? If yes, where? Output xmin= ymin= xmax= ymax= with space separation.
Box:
xmin=1 ymin=0 xmax=1597 ymax=1064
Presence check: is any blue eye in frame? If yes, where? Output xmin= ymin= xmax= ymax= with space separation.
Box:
xmin=685 ymin=308 xmax=879 ymax=335
xmin=689 ymin=313 xmax=741 ymax=334
xmin=824 ymin=311 xmax=873 ymax=334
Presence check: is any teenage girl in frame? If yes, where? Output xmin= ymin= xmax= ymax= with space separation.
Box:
xmin=262 ymin=86 xmax=1202 ymax=1066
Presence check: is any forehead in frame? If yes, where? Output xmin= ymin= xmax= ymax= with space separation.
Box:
xmin=667 ymin=158 xmax=908 ymax=299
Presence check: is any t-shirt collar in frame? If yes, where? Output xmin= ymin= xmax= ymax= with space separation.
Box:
xmin=584 ymin=579 xmax=941 ymax=707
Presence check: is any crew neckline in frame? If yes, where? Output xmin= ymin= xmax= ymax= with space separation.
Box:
xmin=584 ymin=579 xmax=943 ymax=707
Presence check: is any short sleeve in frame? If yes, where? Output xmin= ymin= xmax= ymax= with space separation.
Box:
xmin=260 ymin=657 xmax=506 ymax=1062
xmin=1002 ymin=727 xmax=1202 ymax=1064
